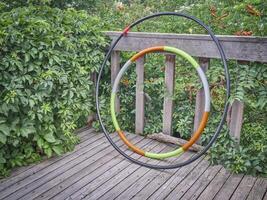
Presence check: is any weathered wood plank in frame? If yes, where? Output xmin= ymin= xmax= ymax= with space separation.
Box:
xmin=0 ymin=128 xmax=94 ymax=183
xmin=193 ymin=58 xmax=209 ymax=139
xmin=1 ymin=133 xmax=118 ymax=200
xmin=133 ymin=154 xmax=206 ymax=200
xmin=75 ymin=127 xmax=95 ymax=139
xmin=246 ymin=178 xmax=267 ymax=200
xmin=1 ymin=129 xmax=266 ymax=200
xmin=230 ymin=175 xmax=257 ymax=200
xmin=264 ymin=191 xmax=267 ymax=200
xmin=111 ymin=50 xmax=120 ymax=113
xmin=105 ymin=31 xmax=267 ymax=62
xmin=147 ymin=155 xmax=204 ymax=200
xmin=24 ymin=134 xmax=141 ymax=200
xmin=0 ymin=129 xmax=99 ymax=192
xmin=135 ymin=56 xmax=145 ymax=134
xmin=229 ymin=100 xmax=244 ymax=143
xmin=197 ymin=167 xmax=231 ymax=200
xmin=164 ymin=158 xmax=210 ymax=200
xmin=35 ymin=133 xmax=150 ymax=200
xmin=213 ymin=173 xmax=244 ymax=200
xmin=180 ymin=164 xmax=222 ymax=200
xmin=69 ymin=141 xmax=168 ymax=200
xmin=117 ymin=152 xmax=191 ymax=200
xmin=83 ymin=144 xmax=171 ymax=200
xmin=163 ymin=54 xmax=175 ymax=135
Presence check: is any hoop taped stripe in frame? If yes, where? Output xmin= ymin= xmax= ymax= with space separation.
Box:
xmin=110 ymin=46 xmax=211 ymax=159
xmin=196 ymin=67 xmax=211 ymax=112
xmin=110 ymin=93 xmax=120 ymax=131
xmin=118 ymin=130 xmax=145 ymax=155
xmin=131 ymin=46 xmax=164 ymax=61
xmin=163 ymin=46 xmax=199 ymax=69
xmin=145 ymin=147 xmax=184 ymax=159
xmin=182 ymin=112 xmax=209 ymax=150
xmin=112 ymin=60 xmax=132 ymax=94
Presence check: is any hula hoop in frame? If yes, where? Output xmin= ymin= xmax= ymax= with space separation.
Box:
xmin=111 ymin=46 xmax=211 ymax=159
xmin=96 ymin=12 xmax=230 ymax=169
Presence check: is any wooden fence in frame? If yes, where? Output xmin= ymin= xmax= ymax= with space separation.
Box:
xmin=105 ymin=31 xmax=267 ymax=143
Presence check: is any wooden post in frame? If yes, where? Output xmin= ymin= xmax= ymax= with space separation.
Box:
xmin=229 ymin=100 xmax=244 ymax=143
xmin=193 ymin=58 xmax=210 ymax=138
xmin=111 ymin=51 xmax=120 ymax=113
xmin=228 ymin=60 xmax=247 ymax=143
xmin=87 ymin=72 xmax=97 ymax=125
xmin=163 ymin=54 xmax=175 ymax=135
xmin=135 ymin=56 xmax=145 ymax=134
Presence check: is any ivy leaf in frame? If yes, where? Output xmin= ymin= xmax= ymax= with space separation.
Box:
xmin=0 ymin=124 xmax=10 ymax=136
xmin=25 ymin=53 xmax=30 ymax=63
xmin=44 ymin=148 xmax=52 ymax=158
xmin=0 ymin=156 xmax=6 ymax=164
xmin=12 ymin=139 xmax=19 ymax=147
xmin=0 ymin=133 xmax=7 ymax=144
xmin=69 ymin=91 xmax=74 ymax=99
xmin=29 ymin=99 xmax=35 ymax=108
xmin=52 ymin=145 xmax=63 ymax=155
xmin=44 ymin=133 xmax=56 ymax=143
xmin=37 ymin=138 xmax=44 ymax=148
xmin=20 ymin=127 xmax=35 ymax=138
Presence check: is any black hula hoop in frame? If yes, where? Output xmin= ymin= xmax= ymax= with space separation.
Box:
xmin=95 ymin=12 xmax=230 ymax=169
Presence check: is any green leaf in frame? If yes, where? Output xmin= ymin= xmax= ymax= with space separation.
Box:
xmin=69 ymin=91 xmax=74 ymax=99
xmin=20 ymin=127 xmax=35 ymax=138
xmin=25 ymin=53 xmax=30 ymax=63
xmin=0 ymin=156 xmax=6 ymax=164
xmin=0 ymin=133 xmax=7 ymax=144
xmin=29 ymin=99 xmax=35 ymax=108
xmin=52 ymin=145 xmax=63 ymax=155
xmin=44 ymin=133 xmax=56 ymax=143
xmin=12 ymin=139 xmax=19 ymax=146
xmin=0 ymin=124 xmax=10 ymax=136
xmin=44 ymin=147 xmax=52 ymax=158
xmin=37 ymin=138 xmax=44 ymax=148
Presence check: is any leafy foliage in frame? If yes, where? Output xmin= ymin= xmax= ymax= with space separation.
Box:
xmin=0 ymin=0 xmax=266 ymax=177
xmin=93 ymin=0 xmax=267 ymax=176
xmin=0 ymin=0 xmax=98 ymax=12
xmin=0 ymin=5 xmax=106 ymax=177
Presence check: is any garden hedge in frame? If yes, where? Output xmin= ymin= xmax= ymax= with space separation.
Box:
xmin=0 ymin=5 xmax=106 ymax=176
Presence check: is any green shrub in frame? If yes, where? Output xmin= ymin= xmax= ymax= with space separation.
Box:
xmin=93 ymin=0 xmax=266 ymax=176
xmin=0 ymin=5 xmax=107 ymax=177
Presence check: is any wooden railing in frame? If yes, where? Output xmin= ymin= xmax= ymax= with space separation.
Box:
xmin=105 ymin=31 xmax=267 ymax=142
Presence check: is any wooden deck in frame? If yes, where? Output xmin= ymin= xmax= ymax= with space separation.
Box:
xmin=0 ymin=128 xmax=266 ymax=200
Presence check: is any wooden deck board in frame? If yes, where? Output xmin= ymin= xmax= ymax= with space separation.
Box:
xmin=96 ymin=146 xmax=184 ymax=200
xmin=2 ymin=127 xmax=93 ymax=180
xmin=230 ymin=175 xmax=257 ymax=200
xmin=214 ymin=173 xmax=244 ymax=200
xmin=71 ymin=141 xmax=167 ymax=200
xmin=20 ymin=134 xmax=139 ymax=200
xmin=197 ymin=167 xmax=231 ymax=200
xmin=246 ymin=178 xmax=267 ymax=200
xmin=115 ymin=153 xmax=190 ymax=200
xmin=71 ymin=140 xmax=158 ymax=200
xmin=34 ymin=134 xmax=146 ymax=200
xmin=264 ymin=191 xmax=267 ymax=200
xmin=179 ymin=164 xmax=223 ymax=199
xmin=2 ymin=133 xmax=112 ymax=200
xmin=129 ymin=152 xmax=193 ymax=200
xmin=147 ymin=155 xmax=204 ymax=200
xmin=164 ymin=157 xmax=210 ymax=200
xmin=0 ymin=128 xmax=97 ymax=192
xmin=0 ymin=129 xmax=266 ymax=200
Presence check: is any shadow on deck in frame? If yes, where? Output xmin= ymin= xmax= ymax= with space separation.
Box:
xmin=0 ymin=128 xmax=266 ymax=200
